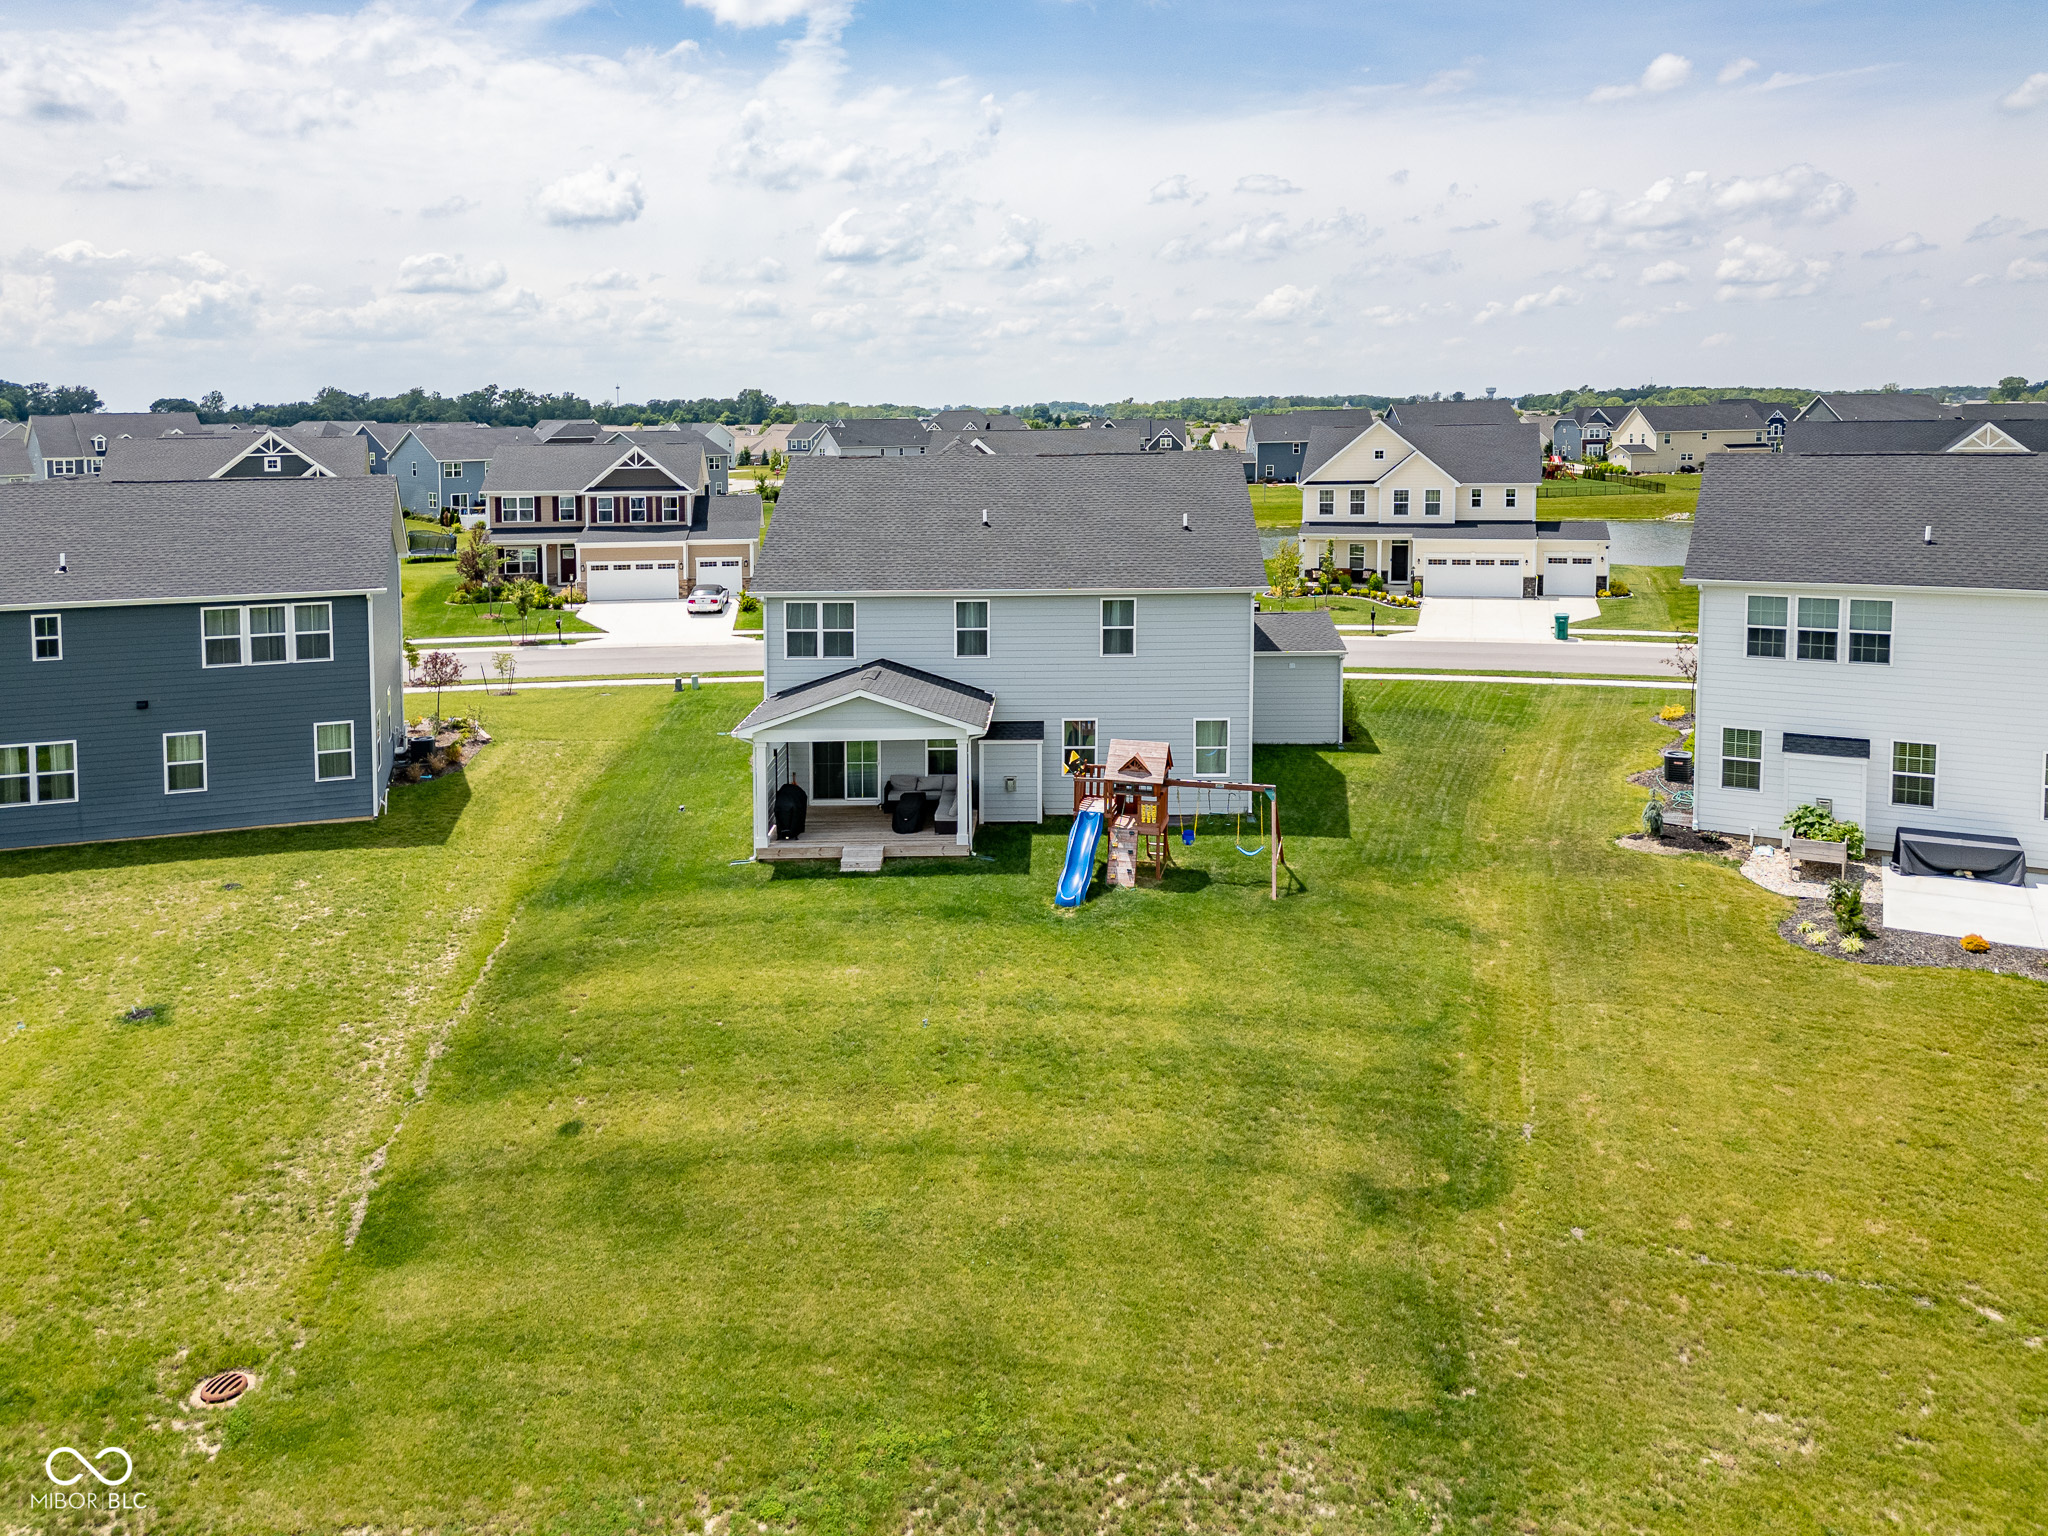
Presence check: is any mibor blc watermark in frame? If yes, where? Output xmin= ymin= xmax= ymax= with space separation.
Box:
xmin=32 ymin=1446 xmax=147 ymax=1511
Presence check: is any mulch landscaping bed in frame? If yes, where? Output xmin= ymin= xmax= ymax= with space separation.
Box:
xmin=393 ymin=724 xmax=490 ymax=785
xmin=1776 ymin=897 xmax=2048 ymax=981
xmin=1616 ymin=830 xmax=1742 ymax=859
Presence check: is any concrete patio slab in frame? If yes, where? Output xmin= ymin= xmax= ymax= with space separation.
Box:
xmin=1880 ymin=869 xmax=2048 ymax=948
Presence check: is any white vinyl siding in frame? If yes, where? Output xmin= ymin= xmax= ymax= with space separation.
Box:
xmin=1194 ymin=719 xmax=1228 ymax=777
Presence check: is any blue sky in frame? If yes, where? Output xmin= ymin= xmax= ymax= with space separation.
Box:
xmin=1 ymin=0 xmax=2045 ymax=406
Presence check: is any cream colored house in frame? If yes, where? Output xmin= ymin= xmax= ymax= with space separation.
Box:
xmin=1608 ymin=400 xmax=1793 ymax=473
xmin=1294 ymin=417 xmax=1609 ymax=597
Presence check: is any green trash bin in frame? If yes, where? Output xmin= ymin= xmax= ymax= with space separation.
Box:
xmin=1553 ymin=612 xmax=1570 ymax=641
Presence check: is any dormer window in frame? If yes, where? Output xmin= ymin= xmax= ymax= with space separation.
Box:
xmin=263 ymin=455 xmax=281 ymax=472
xmin=91 ymin=435 xmax=106 ymax=454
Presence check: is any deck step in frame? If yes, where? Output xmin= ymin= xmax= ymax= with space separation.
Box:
xmin=840 ymin=845 xmax=884 ymax=873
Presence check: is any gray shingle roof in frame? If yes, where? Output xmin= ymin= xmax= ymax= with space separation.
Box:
xmin=400 ymin=424 xmax=541 ymax=460
xmin=1782 ymin=419 xmax=2048 ymax=454
xmin=1956 ymin=401 xmax=2048 ymax=420
xmin=0 ymin=479 xmax=400 ymax=608
xmin=534 ymin=419 xmax=605 ymax=442
xmin=30 ymin=411 xmax=203 ymax=456
xmin=823 ymin=418 xmax=933 ymax=449
xmin=0 ymin=436 xmax=32 ymax=479
xmin=1248 ymin=408 xmax=1378 ymax=446
xmin=1797 ymin=392 xmax=1951 ymax=423
xmin=1252 ymin=610 xmax=1345 ymax=654
xmin=934 ymin=428 xmax=1156 ymax=457
xmin=754 ymin=454 xmax=1266 ymax=594
xmin=734 ymin=659 xmax=996 ymax=735
xmin=705 ymin=493 xmax=763 ymax=540
xmin=1301 ymin=421 xmax=1539 ymax=483
xmin=101 ymin=429 xmax=370 ymax=481
xmin=1686 ymin=454 xmax=2048 ymax=591
xmin=1624 ymin=401 xmax=1771 ymax=432
xmin=479 ymin=440 xmax=705 ymax=495
xmin=1384 ymin=399 xmax=1521 ymax=429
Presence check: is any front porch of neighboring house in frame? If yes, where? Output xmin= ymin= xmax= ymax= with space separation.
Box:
xmin=732 ymin=660 xmax=997 ymax=868
xmin=493 ymin=539 xmax=581 ymax=588
xmin=1297 ymin=530 xmax=1413 ymax=590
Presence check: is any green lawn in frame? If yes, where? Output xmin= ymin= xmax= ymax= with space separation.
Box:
xmin=6 ymin=683 xmax=2046 ymax=1533
xmin=1539 ymin=475 xmax=1697 ymax=522
xmin=1249 ymin=483 xmax=1301 ymax=528
xmin=1260 ymin=593 xmax=1418 ymax=626
xmin=1577 ymin=565 xmax=1699 ymax=633
xmin=734 ymin=600 xmax=763 ymax=632
xmin=403 ymin=559 xmax=601 ymax=640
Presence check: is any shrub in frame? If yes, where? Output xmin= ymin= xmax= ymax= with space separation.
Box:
xmin=1803 ymin=929 xmax=1827 ymax=946
xmin=739 ymin=592 xmax=762 ymax=614
xmin=1840 ymin=934 xmax=1866 ymax=954
xmin=1827 ymin=878 xmax=1872 ymax=939
xmin=1961 ymin=933 xmax=1992 ymax=954
xmin=1658 ymin=703 xmax=1688 ymax=722
xmin=1607 ymin=578 xmax=1632 ymax=598
xmin=1641 ymin=798 xmax=1664 ymax=838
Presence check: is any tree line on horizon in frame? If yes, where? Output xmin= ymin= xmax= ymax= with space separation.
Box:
xmin=5 ymin=376 xmax=2042 ymax=427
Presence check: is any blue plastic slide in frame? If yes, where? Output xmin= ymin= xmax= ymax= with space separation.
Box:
xmin=1055 ymin=806 xmax=1104 ymax=907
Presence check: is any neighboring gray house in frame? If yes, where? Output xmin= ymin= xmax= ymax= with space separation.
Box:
xmin=1686 ymin=453 xmax=2048 ymax=872
xmin=1548 ymin=405 xmax=1629 ymax=462
xmin=785 ymin=421 xmax=833 ymax=455
xmin=0 ymin=422 xmax=32 ymax=484
xmin=730 ymin=454 xmax=1340 ymax=865
xmin=0 ymin=480 xmax=406 ymax=852
xmin=101 ymin=427 xmax=370 ymax=482
xmin=292 ymin=421 xmax=408 ymax=472
xmin=813 ymin=418 xmax=934 ymax=457
xmin=27 ymin=411 xmax=203 ymax=478
xmin=923 ymin=410 xmax=1027 ymax=432
xmin=385 ymin=424 xmax=537 ymax=520
xmin=1244 ymin=408 xmax=1379 ymax=483
xmin=1781 ymin=418 xmax=2048 ymax=456
xmin=611 ymin=425 xmax=732 ymax=492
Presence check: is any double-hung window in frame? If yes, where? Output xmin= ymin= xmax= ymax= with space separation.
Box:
xmin=1892 ymin=742 xmax=1936 ymax=807
xmin=0 ymin=742 xmax=77 ymax=805
xmin=202 ymin=607 xmax=244 ymax=666
xmin=594 ymin=495 xmax=616 ymax=524
xmin=440 ymin=461 xmax=463 ymax=479
xmin=1721 ymin=728 xmax=1762 ymax=791
xmin=31 ymin=614 xmax=60 ymax=661
xmin=557 ymin=494 xmax=579 ymax=520
xmin=1392 ymin=489 xmax=1410 ymax=516
xmin=785 ymin=603 xmax=818 ymax=657
xmin=821 ymin=602 xmax=854 ymax=657
xmin=1745 ymin=595 xmax=1787 ymax=658
xmin=1062 ymin=719 xmax=1098 ymax=773
xmin=294 ymin=604 xmax=332 ymax=661
xmin=955 ymin=600 xmax=989 ymax=657
xmin=1504 ymin=487 xmax=1518 ymax=510
xmin=1194 ymin=719 xmax=1229 ymax=778
xmin=1317 ymin=489 xmax=1334 ymax=516
xmin=629 ymin=495 xmax=648 ymax=523
xmin=163 ymin=732 xmax=206 ymax=794
xmin=315 ymin=721 xmax=355 ymax=781
xmin=502 ymin=496 xmax=536 ymax=523
xmin=661 ymin=495 xmax=680 ymax=522
xmin=1349 ymin=488 xmax=1366 ymax=515
xmin=1469 ymin=488 xmax=1484 ymax=509
xmin=1796 ymin=597 xmax=1839 ymax=661
xmin=1849 ymin=599 xmax=1892 ymax=664
xmin=1101 ymin=599 xmax=1135 ymax=655
xmin=249 ymin=605 xmax=289 ymax=663
xmin=1424 ymin=489 xmax=1442 ymax=516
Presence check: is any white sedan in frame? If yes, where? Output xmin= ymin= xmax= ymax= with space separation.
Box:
xmin=685 ymin=584 xmax=730 ymax=614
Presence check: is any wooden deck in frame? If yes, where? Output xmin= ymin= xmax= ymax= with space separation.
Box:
xmin=758 ymin=804 xmax=972 ymax=862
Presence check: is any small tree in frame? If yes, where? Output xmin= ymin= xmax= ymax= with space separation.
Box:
xmin=1317 ymin=544 xmax=1338 ymax=601
xmin=490 ymin=651 xmax=517 ymax=695
xmin=737 ymin=446 xmax=753 ymax=466
xmin=455 ymin=524 xmax=499 ymax=596
xmin=1665 ymin=641 xmax=1698 ymax=690
xmin=415 ymin=650 xmax=465 ymax=725
xmin=1269 ymin=540 xmax=1301 ymax=603
xmin=1641 ymin=797 xmax=1665 ymax=839
xmin=511 ymin=579 xmax=539 ymax=643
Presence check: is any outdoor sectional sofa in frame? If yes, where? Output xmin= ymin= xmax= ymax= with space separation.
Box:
xmin=883 ymin=773 xmax=960 ymax=834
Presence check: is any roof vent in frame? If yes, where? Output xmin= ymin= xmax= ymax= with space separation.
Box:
xmin=56 ymin=552 xmax=67 ymax=574
xmin=1923 ymin=524 xmax=1934 ymax=544
xmin=1182 ymin=512 xmax=1190 ymax=531
xmin=980 ymin=508 xmax=989 ymax=527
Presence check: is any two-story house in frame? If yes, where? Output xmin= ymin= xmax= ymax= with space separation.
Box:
xmin=1548 ymin=405 xmax=1629 ymax=463
xmin=28 ymin=410 xmax=204 ymax=478
xmin=1244 ymin=408 xmax=1379 ymax=483
xmin=1686 ymin=453 xmax=2048 ymax=872
xmin=0 ymin=479 xmax=405 ymax=851
xmin=479 ymin=439 xmax=760 ymax=598
xmin=1607 ymin=400 xmax=1791 ymax=472
xmin=386 ymin=424 xmax=538 ymax=520
xmin=729 ymin=454 xmax=1342 ymax=864
xmin=785 ymin=421 xmax=833 ymax=456
xmin=612 ymin=425 xmax=732 ymax=492
xmin=1294 ymin=417 xmax=1609 ymax=597
xmin=812 ymin=419 xmax=934 ymax=457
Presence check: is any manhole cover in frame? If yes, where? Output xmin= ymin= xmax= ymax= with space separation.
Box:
xmin=197 ymin=1370 xmax=249 ymax=1404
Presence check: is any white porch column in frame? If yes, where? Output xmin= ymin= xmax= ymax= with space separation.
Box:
xmin=956 ymin=732 xmax=972 ymax=847
xmin=751 ymin=739 xmax=770 ymax=848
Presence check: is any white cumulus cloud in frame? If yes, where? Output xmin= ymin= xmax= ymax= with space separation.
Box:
xmin=1148 ymin=174 xmax=1197 ymax=203
xmin=1713 ymin=236 xmax=1829 ymax=300
xmin=817 ymin=206 xmax=925 ymax=264
xmin=1718 ymin=58 xmax=1758 ymax=85
xmin=1639 ymin=260 xmax=1689 ymax=284
xmin=2008 ymin=257 xmax=2048 ymax=282
xmin=395 ymin=252 xmax=507 ymax=293
xmin=1999 ymin=72 xmax=2048 ymax=111
xmin=1589 ymin=52 xmax=1693 ymax=103
xmin=1250 ymin=283 xmax=1319 ymax=321
xmin=535 ymin=164 xmax=645 ymax=227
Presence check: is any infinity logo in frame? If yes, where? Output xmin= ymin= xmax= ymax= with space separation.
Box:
xmin=44 ymin=1446 xmax=133 ymax=1487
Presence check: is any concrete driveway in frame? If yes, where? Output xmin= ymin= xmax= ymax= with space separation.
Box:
xmin=1882 ymin=869 xmax=2048 ymax=947
xmin=1414 ymin=596 xmax=1602 ymax=641
xmin=577 ymin=599 xmax=743 ymax=648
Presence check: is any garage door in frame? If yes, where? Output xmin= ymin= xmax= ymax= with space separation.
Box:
xmin=585 ymin=560 xmax=680 ymax=601
xmin=695 ymin=556 xmax=744 ymax=588
xmin=1544 ymin=555 xmax=1599 ymax=596
xmin=1421 ymin=554 xmax=1526 ymax=598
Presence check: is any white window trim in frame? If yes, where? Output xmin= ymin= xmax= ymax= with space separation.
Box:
xmin=1192 ymin=718 xmax=1230 ymax=779
xmin=202 ymin=604 xmax=334 ymax=668
xmin=249 ymin=604 xmax=291 ymax=666
xmin=163 ymin=730 xmax=207 ymax=795
xmin=0 ymin=740 xmax=80 ymax=806
xmin=262 ymin=455 xmax=282 ymax=473
xmin=1720 ymin=727 xmax=1763 ymax=792
xmin=201 ymin=606 xmax=245 ymax=668
xmin=821 ymin=600 xmax=856 ymax=660
xmin=294 ymin=602 xmax=334 ymax=663
xmin=1100 ymin=598 xmax=1137 ymax=657
xmin=31 ymin=613 xmax=61 ymax=661
xmin=1890 ymin=739 xmax=1939 ymax=810
xmin=783 ymin=601 xmax=819 ymax=659
xmin=809 ymin=739 xmax=880 ymax=803
xmin=440 ymin=462 xmax=463 ymax=478
xmin=314 ymin=720 xmax=357 ymax=782
xmin=1504 ymin=487 xmax=1518 ymax=510
xmin=1061 ymin=718 xmax=1099 ymax=774
xmin=1795 ymin=595 xmax=1842 ymax=663
xmin=954 ymin=598 xmax=990 ymax=658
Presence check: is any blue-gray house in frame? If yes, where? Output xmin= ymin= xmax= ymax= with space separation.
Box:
xmin=385 ymin=424 xmax=537 ymax=520
xmin=0 ymin=479 xmax=406 ymax=852
xmin=1243 ymin=409 xmax=1379 ymax=483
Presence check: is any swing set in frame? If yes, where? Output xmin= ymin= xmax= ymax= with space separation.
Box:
xmin=1068 ymin=738 xmax=1287 ymax=900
